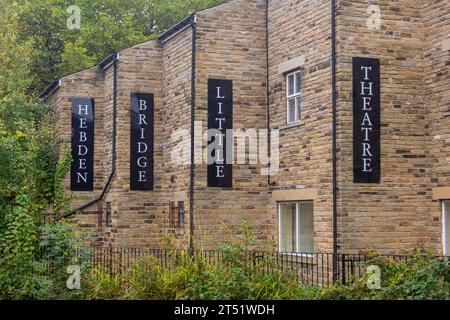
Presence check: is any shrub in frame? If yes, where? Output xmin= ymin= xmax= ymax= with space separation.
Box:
xmin=83 ymin=267 xmax=124 ymax=300
xmin=82 ymin=247 xmax=320 ymax=301
xmin=319 ymin=252 xmax=450 ymax=300
xmin=0 ymin=222 xmax=89 ymax=299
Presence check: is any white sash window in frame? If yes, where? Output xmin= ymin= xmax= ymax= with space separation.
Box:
xmin=286 ymin=70 xmax=301 ymax=124
xmin=279 ymin=201 xmax=314 ymax=253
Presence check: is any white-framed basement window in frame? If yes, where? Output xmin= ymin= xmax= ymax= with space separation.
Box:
xmin=278 ymin=201 xmax=314 ymax=254
xmin=443 ymin=201 xmax=450 ymax=256
xmin=286 ymin=70 xmax=301 ymax=124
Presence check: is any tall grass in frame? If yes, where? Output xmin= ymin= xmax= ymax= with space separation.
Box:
xmin=82 ymin=249 xmax=320 ymax=300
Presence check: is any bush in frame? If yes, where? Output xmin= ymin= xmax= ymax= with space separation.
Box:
xmin=8 ymin=244 xmax=450 ymax=300
xmin=319 ymin=252 xmax=450 ymax=300
xmin=4 ymin=212 xmax=450 ymax=300
xmin=83 ymin=253 xmax=202 ymax=300
xmin=93 ymin=221 xmax=320 ymax=300
xmin=83 ymin=267 xmax=124 ymax=300
xmin=82 ymin=247 xmax=320 ymax=301
xmin=0 ymin=222 xmax=89 ymax=300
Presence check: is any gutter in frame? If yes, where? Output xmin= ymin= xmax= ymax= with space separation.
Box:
xmin=331 ymin=0 xmax=339 ymax=283
xmin=39 ymin=52 xmax=119 ymax=100
xmin=189 ymin=14 xmax=197 ymax=255
xmin=55 ymin=53 xmax=119 ymax=222
xmin=39 ymin=79 xmax=61 ymax=100
xmin=158 ymin=15 xmax=194 ymax=44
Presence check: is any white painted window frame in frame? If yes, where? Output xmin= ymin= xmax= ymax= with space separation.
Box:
xmin=286 ymin=70 xmax=301 ymax=124
xmin=443 ymin=201 xmax=448 ymax=256
xmin=278 ymin=202 xmax=314 ymax=256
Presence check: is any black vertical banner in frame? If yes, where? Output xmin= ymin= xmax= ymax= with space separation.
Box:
xmin=353 ymin=57 xmax=381 ymax=183
xmin=130 ymin=93 xmax=154 ymax=191
xmin=71 ymin=98 xmax=94 ymax=191
xmin=207 ymin=79 xmax=233 ymax=188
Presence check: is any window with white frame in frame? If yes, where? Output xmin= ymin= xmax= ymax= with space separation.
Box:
xmin=279 ymin=201 xmax=314 ymax=253
xmin=286 ymin=70 xmax=301 ymax=124
xmin=443 ymin=201 xmax=450 ymax=256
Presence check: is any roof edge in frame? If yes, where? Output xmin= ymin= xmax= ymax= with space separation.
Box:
xmin=98 ymin=52 xmax=119 ymax=69
xmin=39 ymin=53 xmax=119 ymax=100
xmin=158 ymin=14 xmax=196 ymax=43
xmin=39 ymin=79 xmax=61 ymax=100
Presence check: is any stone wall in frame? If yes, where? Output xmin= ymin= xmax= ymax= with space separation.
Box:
xmin=424 ymin=0 xmax=450 ymax=251
xmin=45 ymin=0 xmax=450 ymax=254
xmin=160 ymin=27 xmax=193 ymax=248
xmin=336 ymin=0 xmax=429 ymax=254
xmin=194 ymin=0 xmax=270 ymax=249
xmin=104 ymin=40 xmax=165 ymax=248
xmin=267 ymin=0 xmax=334 ymax=253
xmin=48 ymin=66 xmax=107 ymax=243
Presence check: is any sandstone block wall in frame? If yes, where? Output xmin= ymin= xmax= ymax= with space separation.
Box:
xmin=424 ymin=0 xmax=450 ymax=251
xmin=267 ymin=0 xmax=334 ymax=253
xmin=336 ymin=0 xmax=430 ymax=254
xmin=104 ymin=40 xmax=165 ymax=248
xmin=47 ymin=66 xmax=108 ymax=242
xmin=45 ymin=0 xmax=450 ymax=255
xmin=160 ymin=27 xmax=194 ymax=248
xmin=192 ymin=0 xmax=270 ymax=249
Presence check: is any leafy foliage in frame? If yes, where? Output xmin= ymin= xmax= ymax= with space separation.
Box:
xmin=1 ymin=0 xmax=231 ymax=300
xmin=0 ymin=222 xmax=89 ymax=300
xmin=0 ymin=95 xmax=77 ymax=299
xmin=319 ymin=252 xmax=450 ymax=300
xmin=0 ymin=97 xmax=56 ymax=257
xmin=83 ymin=250 xmax=318 ymax=300
xmin=82 ymin=250 xmax=450 ymax=301
xmin=1 ymin=0 xmax=227 ymax=97
xmin=83 ymin=223 xmax=320 ymax=300
xmin=53 ymin=148 xmax=72 ymax=216
xmin=0 ymin=1 xmax=35 ymax=98
xmin=83 ymin=227 xmax=450 ymax=301
xmin=3 ymin=0 xmax=448 ymax=302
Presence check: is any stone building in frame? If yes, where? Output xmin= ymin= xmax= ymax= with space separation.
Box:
xmin=41 ymin=0 xmax=450 ymax=255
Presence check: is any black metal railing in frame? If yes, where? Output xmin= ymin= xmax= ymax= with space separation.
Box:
xmin=5 ymin=247 xmax=446 ymax=287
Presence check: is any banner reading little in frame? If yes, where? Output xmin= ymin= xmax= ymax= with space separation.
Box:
xmin=207 ymin=79 xmax=233 ymax=188
xmin=353 ymin=57 xmax=381 ymax=183
xmin=71 ymin=98 xmax=94 ymax=191
xmin=130 ymin=93 xmax=154 ymax=191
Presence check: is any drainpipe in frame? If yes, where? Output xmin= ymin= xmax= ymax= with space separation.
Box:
xmin=265 ymin=0 xmax=271 ymax=187
xmin=189 ymin=14 xmax=197 ymax=256
xmin=112 ymin=55 xmax=118 ymax=173
xmin=331 ymin=0 xmax=339 ymax=283
xmin=55 ymin=53 xmax=119 ymax=222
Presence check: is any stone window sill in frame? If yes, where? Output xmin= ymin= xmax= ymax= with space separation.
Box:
xmin=277 ymin=121 xmax=305 ymax=131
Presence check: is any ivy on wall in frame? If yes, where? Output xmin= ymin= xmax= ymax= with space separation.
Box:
xmin=53 ymin=148 xmax=72 ymax=218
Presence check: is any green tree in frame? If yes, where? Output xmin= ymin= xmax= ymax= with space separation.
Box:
xmin=0 ymin=0 xmax=227 ymax=298
xmin=1 ymin=0 xmax=227 ymax=98
xmin=0 ymin=1 xmax=35 ymax=98
xmin=0 ymin=97 xmax=56 ymax=251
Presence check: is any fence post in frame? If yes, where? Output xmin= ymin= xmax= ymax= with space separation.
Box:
xmin=341 ymin=254 xmax=346 ymax=285
xmin=97 ymin=201 xmax=103 ymax=227
xmin=333 ymin=253 xmax=338 ymax=284
xmin=109 ymin=245 xmax=113 ymax=275
xmin=119 ymin=248 xmax=123 ymax=275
